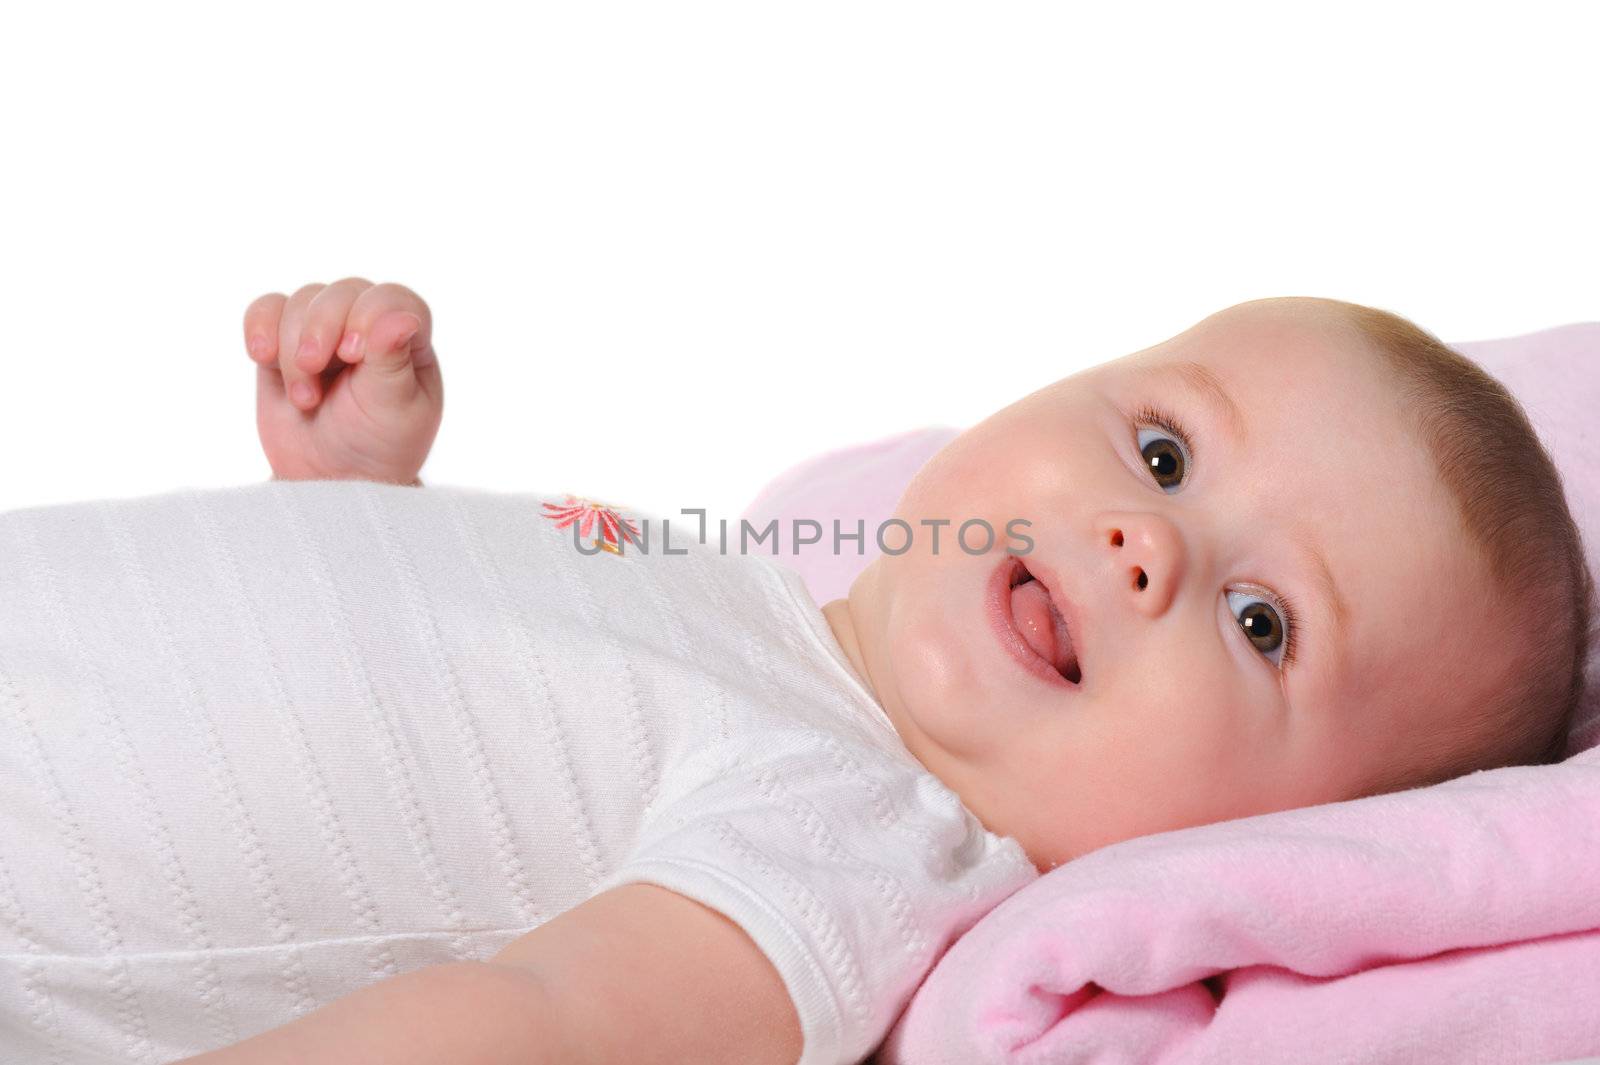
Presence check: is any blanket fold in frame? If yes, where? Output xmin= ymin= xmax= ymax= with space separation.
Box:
xmin=879 ymin=745 xmax=1600 ymax=1064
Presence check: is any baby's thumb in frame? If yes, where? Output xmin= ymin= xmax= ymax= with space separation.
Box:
xmin=354 ymin=312 xmax=424 ymax=403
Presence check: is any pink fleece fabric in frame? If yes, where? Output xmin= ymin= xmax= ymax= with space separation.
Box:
xmin=740 ymin=321 xmax=1600 ymax=1063
xmin=877 ymin=744 xmax=1600 ymax=1064
xmin=740 ymin=426 xmax=962 ymax=607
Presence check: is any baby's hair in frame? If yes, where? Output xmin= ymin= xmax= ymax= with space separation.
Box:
xmin=1294 ymin=298 xmax=1597 ymax=797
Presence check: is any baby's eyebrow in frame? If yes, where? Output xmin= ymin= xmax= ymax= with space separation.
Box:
xmin=1135 ymin=361 xmax=1250 ymax=448
xmin=1289 ymin=524 xmax=1353 ymax=676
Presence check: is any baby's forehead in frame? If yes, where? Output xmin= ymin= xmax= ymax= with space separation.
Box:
xmin=1110 ymin=307 xmax=1403 ymax=435
xmin=1177 ymin=299 xmax=1369 ymax=371
xmin=1207 ymin=296 xmax=1360 ymax=336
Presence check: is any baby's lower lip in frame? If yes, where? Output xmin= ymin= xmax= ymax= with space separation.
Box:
xmin=987 ymin=556 xmax=1076 ymax=689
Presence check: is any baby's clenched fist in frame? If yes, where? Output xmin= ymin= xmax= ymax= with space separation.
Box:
xmin=243 ymin=278 xmax=443 ymax=486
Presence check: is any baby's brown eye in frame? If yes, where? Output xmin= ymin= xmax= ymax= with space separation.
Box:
xmin=1227 ymin=589 xmax=1291 ymax=668
xmin=1138 ymin=432 xmax=1186 ymax=492
xmin=1237 ymin=600 xmax=1284 ymax=654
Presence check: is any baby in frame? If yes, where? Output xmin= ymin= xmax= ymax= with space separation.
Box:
xmin=6 ymin=280 xmax=1588 ymax=1065
xmin=830 ymin=295 xmax=1594 ymax=868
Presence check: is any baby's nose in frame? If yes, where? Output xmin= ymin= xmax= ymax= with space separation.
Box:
xmin=1094 ymin=511 xmax=1186 ymax=616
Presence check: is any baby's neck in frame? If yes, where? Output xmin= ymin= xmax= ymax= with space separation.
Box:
xmin=822 ymin=597 xmax=878 ymax=705
xmin=820 ymin=569 xmax=921 ymax=759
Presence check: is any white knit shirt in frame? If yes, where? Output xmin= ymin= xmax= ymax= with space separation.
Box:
xmin=0 ymin=480 xmax=1039 ymax=1065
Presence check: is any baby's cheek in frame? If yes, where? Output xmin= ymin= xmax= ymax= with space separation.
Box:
xmin=896 ymin=429 xmax=1008 ymax=519
xmin=892 ymin=604 xmax=977 ymax=701
xmin=887 ymin=601 xmax=994 ymax=752
xmin=1095 ymin=685 xmax=1241 ymax=774
xmin=894 ymin=464 xmax=964 ymax=524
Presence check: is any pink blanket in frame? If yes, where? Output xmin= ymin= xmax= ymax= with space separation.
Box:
xmin=876 ymin=742 xmax=1600 ymax=1063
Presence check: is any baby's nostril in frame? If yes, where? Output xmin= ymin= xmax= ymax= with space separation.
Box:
xmin=1110 ymin=530 xmax=1124 ymax=547
xmin=1135 ymin=571 xmax=1148 ymax=591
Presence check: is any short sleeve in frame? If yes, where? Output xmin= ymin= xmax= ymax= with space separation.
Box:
xmin=594 ymin=734 xmax=1038 ymax=1065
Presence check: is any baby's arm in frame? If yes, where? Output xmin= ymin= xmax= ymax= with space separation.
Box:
xmin=490 ymin=882 xmax=804 ymax=1065
xmin=176 ymin=883 xmax=802 ymax=1065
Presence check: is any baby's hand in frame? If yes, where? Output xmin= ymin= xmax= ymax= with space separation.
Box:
xmin=243 ymin=279 xmax=443 ymax=485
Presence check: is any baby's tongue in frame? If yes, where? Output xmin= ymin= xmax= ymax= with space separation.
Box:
xmin=1010 ymin=580 xmax=1060 ymax=667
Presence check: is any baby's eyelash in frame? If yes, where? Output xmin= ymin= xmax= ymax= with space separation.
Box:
xmin=1132 ymin=401 xmax=1303 ymax=670
xmin=1132 ymin=403 xmax=1196 ymax=464
xmin=1273 ymin=590 xmax=1302 ymax=669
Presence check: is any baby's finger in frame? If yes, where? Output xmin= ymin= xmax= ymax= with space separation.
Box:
xmin=277 ymin=282 xmax=326 ymax=410
xmin=293 ymin=277 xmax=374 ymax=378
xmin=243 ymin=292 xmax=288 ymax=364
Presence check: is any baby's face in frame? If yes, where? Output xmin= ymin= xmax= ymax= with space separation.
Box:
xmin=825 ymin=299 xmax=1517 ymax=871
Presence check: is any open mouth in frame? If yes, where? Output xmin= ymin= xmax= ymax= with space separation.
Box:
xmin=988 ymin=556 xmax=1083 ymax=687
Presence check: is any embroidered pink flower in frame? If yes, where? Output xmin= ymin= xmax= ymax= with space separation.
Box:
xmin=540 ymin=495 xmax=642 ymax=555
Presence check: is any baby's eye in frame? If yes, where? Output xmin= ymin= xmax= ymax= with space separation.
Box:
xmin=1227 ymin=589 xmax=1292 ymax=668
xmin=1136 ymin=422 xmax=1190 ymax=494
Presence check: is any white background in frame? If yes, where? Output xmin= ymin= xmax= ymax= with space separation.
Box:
xmin=2 ymin=2 xmax=1596 ymax=523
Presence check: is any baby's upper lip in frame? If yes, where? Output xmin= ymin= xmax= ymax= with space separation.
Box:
xmin=1018 ymin=554 xmax=1088 ymax=684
